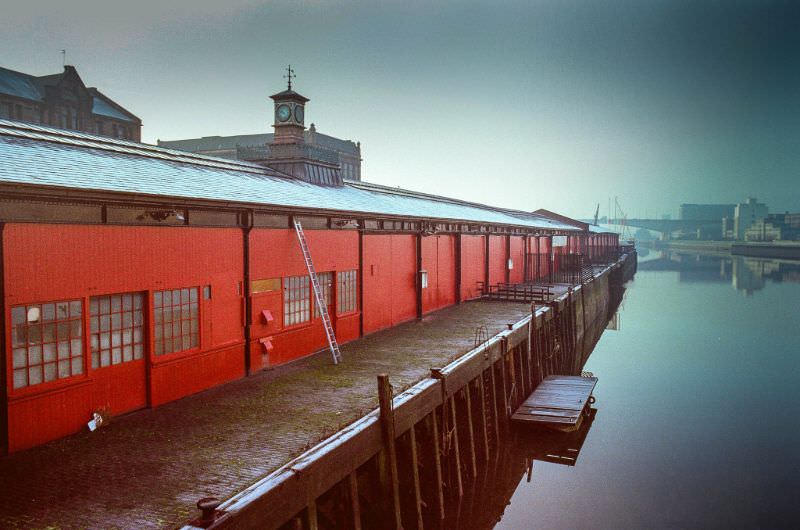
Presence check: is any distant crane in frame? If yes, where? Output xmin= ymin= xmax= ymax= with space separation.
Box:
xmin=613 ymin=196 xmax=633 ymax=241
xmin=593 ymin=203 xmax=600 ymax=226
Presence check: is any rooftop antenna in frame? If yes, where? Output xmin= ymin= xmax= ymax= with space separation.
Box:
xmin=284 ymin=64 xmax=296 ymax=91
xmin=61 ymin=49 xmax=66 ymax=67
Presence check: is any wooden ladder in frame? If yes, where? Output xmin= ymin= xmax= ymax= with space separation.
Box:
xmin=293 ymin=219 xmax=343 ymax=364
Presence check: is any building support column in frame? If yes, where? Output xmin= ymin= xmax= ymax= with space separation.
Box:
xmin=416 ymin=232 xmax=423 ymax=320
xmin=505 ymin=234 xmax=511 ymax=284
xmin=0 ymin=223 xmax=7 ymax=455
xmin=484 ymin=234 xmax=490 ymax=294
xmin=358 ymin=224 xmax=365 ymax=336
xmin=241 ymin=210 xmax=254 ymax=375
xmin=455 ymin=232 xmax=462 ymax=304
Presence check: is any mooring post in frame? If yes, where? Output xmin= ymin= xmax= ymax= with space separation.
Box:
xmin=377 ymin=374 xmax=403 ymax=530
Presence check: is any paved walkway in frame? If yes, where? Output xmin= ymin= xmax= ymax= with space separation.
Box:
xmin=0 ymin=300 xmax=533 ymax=529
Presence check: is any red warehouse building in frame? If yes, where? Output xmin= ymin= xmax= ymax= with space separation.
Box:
xmin=0 ymin=89 xmax=619 ymax=453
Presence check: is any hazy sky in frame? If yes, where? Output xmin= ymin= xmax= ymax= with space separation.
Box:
xmin=2 ymin=0 xmax=797 ymax=219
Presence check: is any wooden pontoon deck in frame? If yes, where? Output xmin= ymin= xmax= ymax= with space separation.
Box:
xmin=511 ymin=375 xmax=598 ymax=431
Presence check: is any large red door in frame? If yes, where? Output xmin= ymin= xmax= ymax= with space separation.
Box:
xmin=89 ymin=292 xmax=147 ymax=415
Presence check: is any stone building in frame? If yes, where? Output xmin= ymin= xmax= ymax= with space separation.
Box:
xmin=0 ymin=65 xmax=141 ymax=141
xmin=158 ymin=91 xmax=362 ymax=181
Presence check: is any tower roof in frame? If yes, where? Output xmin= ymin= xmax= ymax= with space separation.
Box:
xmin=269 ymin=89 xmax=309 ymax=103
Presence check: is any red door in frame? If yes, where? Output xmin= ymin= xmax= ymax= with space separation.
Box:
xmin=89 ymin=292 xmax=147 ymax=415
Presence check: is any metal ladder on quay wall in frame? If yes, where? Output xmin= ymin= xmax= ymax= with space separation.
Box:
xmin=293 ymin=219 xmax=343 ymax=365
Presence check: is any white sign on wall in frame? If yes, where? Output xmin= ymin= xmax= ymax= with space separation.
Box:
xmin=552 ymin=235 xmax=568 ymax=247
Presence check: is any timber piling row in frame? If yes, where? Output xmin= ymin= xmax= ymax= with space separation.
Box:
xmin=184 ymin=252 xmax=636 ymax=530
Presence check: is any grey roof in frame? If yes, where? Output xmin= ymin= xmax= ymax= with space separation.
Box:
xmin=0 ymin=119 xmax=577 ymax=232
xmin=0 ymin=66 xmax=139 ymax=123
xmin=158 ymin=131 xmax=359 ymax=156
xmin=0 ymin=67 xmax=42 ymax=101
xmin=89 ymin=89 xmax=139 ymax=122
xmin=158 ymin=133 xmax=271 ymax=152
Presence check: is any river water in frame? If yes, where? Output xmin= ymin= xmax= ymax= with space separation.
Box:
xmin=476 ymin=251 xmax=799 ymax=529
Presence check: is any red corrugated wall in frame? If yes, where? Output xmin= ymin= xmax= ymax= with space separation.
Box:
xmin=488 ymin=235 xmax=507 ymax=287
xmin=3 ymin=223 xmax=245 ymax=452
xmin=509 ymin=236 xmax=525 ymax=284
xmin=460 ymin=235 xmax=486 ymax=300
xmin=247 ymin=229 xmax=360 ymax=368
xmin=421 ymin=234 xmax=456 ymax=314
xmin=363 ymin=234 xmax=416 ymax=334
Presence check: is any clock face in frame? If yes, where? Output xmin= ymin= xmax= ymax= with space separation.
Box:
xmin=276 ymin=104 xmax=291 ymax=122
xmin=294 ymin=105 xmax=304 ymax=123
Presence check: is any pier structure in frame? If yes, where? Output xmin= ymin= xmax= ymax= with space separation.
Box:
xmin=179 ymin=252 xmax=636 ymax=530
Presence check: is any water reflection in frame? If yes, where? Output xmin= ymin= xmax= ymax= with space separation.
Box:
xmin=441 ymin=252 xmax=799 ymax=529
xmin=637 ymin=250 xmax=800 ymax=295
xmin=441 ymin=410 xmax=600 ymax=529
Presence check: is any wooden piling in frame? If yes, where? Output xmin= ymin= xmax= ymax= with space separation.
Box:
xmin=449 ymin=398 xmax=464 ymax=497
xmin=348 ymin=472 xmax=361 ymax=530
xmin=409 ymin=425 xmax=424 ymax=530
xmin=477 ymin=375 xmax=490 ymax=461
xmin=489 ymin=360 xmax=500 ymax=443
xmin=307 ymin=500 xmax=319 ymax=530
xmin=377 ymin=374 xmax=403 ymax=530
xmin=430 ymin=409 xmax=445 ymax=520
xmin=463 ymin=385 xmax=478 ymax=478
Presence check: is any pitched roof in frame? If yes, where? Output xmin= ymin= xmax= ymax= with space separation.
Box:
xmin=0 ymin=66 xmax=139 ymax=123
xmin=0 ymin=119 xmax=578 ymax=232
xmin=158 ymin=131 xmax=359 ymax=157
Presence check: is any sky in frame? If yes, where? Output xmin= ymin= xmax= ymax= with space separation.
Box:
xmin=1 ymin=0 xmax=797 ymax=219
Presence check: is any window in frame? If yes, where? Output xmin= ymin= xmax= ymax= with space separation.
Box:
xmin=283 ymin=276 xmax=310 ymax=326
xmin=337 ymin=270 xmax=357 ymax=314
xmin=90 ymin=293 xmax=144 ymax=369
xmin=11 ymin=300 xmax=83 ymax=389
xmin=153 ymin=287 xmax=199 ymax=355
xmin=314 ymin=272 xmax=333 ymax=318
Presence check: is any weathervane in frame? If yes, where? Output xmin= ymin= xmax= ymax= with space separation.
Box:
xmin=284 ymin=64 xmax=296 ymax=91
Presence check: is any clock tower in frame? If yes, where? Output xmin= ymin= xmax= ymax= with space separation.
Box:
xmin=270 ymin=65 xmax=308 ymax=145
xmin=264 ymin=66 xmax=344 ymax=186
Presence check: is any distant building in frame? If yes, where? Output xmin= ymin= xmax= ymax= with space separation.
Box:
xmin=744 ymin=212 xmax=800 ymax=242
xmin=158 ymin=94 xmax=362 ymax=181
xmin=0 ymin=65 xmax=141 ymax=141
xmin=734 ymin=198 xmax=768 ymax=240
xmin=679 ymin=203 xmax=735 ymax=221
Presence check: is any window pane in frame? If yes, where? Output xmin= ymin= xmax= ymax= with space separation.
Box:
xmin=71 ymin=357 xmax=83 ymax=375
xmin=29 ymin=365 xmax=43 ymax=385
xmin=12 ymin=348 xmax=26 ymax=368
xmin=13 ymin=369 xmax=27 ymax=389
xmin=44 ymin=363 xmax=57 ymax=382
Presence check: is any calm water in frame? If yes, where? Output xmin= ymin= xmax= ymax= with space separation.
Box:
xmin=488 ymin=252 xmax=800 ymax=529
